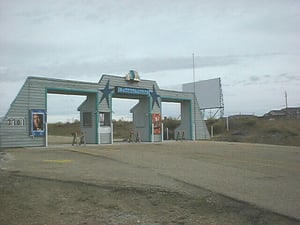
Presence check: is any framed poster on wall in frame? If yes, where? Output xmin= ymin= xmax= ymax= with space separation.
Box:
xmin=30 ymin=109 xmax=46 ymax=137
xmin=152 ymin=113 xmax=161 ymax=134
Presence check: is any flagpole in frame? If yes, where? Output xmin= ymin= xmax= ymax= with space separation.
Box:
xmin=193 ymin=53 xmax=195 ymax=85
xmin=192 ymin=53 xmax=196 ymax=141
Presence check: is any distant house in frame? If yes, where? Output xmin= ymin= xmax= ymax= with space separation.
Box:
xmin=228 ymin=114 xmax=257 ymax=119
xmin=264 ymin=107 xmax=300 ymax=119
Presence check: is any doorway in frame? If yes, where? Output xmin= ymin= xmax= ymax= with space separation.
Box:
xmin=47 ymin=93 xmax=86 ymax=145
xmin=46 ymin=89 xmax=98 ymax=145
xmin=161 ymin=102 xmax=181 ymax=140
xmin=111 ymin=98 xmax=139 ymax=142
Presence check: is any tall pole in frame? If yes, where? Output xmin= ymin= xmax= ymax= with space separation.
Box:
xmin=193 ymin=53 xmax=195 ymax=86
xmin=285 ymin=91 xmax=288 ymax=109
xmin=193 ymin=53 xmax=196 ymax=141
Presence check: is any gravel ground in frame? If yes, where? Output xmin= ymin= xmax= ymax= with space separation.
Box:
xmin=0 ymin=141 xmax=299 ymax=225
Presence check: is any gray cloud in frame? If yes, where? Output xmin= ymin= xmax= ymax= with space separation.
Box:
xmin=0 ymin=52 xmax=289 ymax=83
xmin=0 ymin=54 xmax=239 ymax=82
xmin=237 ymin=72 xmax=300 ymax=87
xmin=275 ymin=73 xmax=300 ymax=83
xmin=249 ymin=75 xmax=260 ymax=82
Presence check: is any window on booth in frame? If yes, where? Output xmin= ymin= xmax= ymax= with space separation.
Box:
xmin=99 ymin=112 xmax=110 ymax=126
xmin=83 ymin=112 xmax=92 ymax=127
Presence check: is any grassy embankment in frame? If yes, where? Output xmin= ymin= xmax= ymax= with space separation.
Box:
xmin=207 ymin=116 xmax=300 ymax=146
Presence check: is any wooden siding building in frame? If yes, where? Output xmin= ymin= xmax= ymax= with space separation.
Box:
xmin=0 ymin=74 xmax=210 ymax=148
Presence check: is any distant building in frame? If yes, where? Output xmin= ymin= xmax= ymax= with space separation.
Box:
xmin=228 ymin=114 xmax=257 ymax=119
xmin=264 ymin=107 xmax=300 ymax=119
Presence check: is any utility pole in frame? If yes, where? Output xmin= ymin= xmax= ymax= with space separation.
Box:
xmin=285 ymin=91 xmax=288 ymax=109
xmin=192 ymin=53 xmax=196 ymax=141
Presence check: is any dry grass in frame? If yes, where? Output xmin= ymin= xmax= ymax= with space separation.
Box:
xmin=48 ymin=135 xmax=73 ymax=145
xmin=207 ymin=117 xmax=300 ymax=146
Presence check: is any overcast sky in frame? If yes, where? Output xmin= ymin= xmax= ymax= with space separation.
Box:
xmin=1 ymin=0 xmax=299 ymax=122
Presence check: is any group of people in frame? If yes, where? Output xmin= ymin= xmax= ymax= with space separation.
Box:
xmin=176 ymin=131 xmax=185 ymax=141
xmin=128 ymin=130 xmax=141 ymax=143
xmin=72 ymin=131 xmax=86 ymax=146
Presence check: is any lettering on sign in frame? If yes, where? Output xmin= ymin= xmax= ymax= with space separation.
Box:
xmin=115 ymin=86 xmax=150 ymax=96
xmin=8 ymin=118 xmax=25 ymax=126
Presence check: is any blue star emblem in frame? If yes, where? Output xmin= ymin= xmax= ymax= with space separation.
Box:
xmin=99 ymin=80 xmax=114 ymax=107
xmin=150 ymin=85 xmax=160 ymax=109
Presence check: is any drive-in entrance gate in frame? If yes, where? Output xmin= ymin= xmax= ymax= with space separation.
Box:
xmin=0 ymin=73 xmax=209 ymax=148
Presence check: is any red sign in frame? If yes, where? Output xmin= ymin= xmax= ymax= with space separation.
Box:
xmin=152 ymin=113 xmax=161 ymax=134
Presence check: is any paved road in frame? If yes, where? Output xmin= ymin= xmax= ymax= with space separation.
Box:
xmin=1 ymin=141 xmax=300 ymax=220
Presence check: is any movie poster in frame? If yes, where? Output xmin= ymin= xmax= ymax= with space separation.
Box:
xmin=30 ymin=109 xmax=46 ymax=137
xmin=152 ymin=113 xmax=161 ymax=134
